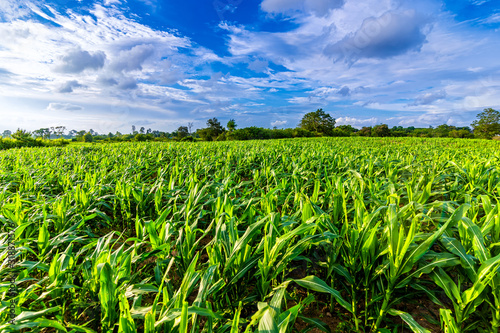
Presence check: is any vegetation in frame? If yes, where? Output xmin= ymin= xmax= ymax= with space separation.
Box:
xmin=471 ymin=108 xmax=500 ymax=139
xmin=1 ymin=137 xmax=500 ymax=332
xmin=1 ymin=108 xmax=499 ymax=151
xmin=298 ymin=109 xmax=336 ymax=135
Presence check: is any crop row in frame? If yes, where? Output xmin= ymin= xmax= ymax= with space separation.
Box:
xmin=0 ymin=137 xmax=500 ymax=332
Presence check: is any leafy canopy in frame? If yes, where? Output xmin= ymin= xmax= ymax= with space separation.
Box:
xmin=471 ymin=108 xmax=500 ymax=139
xmin=298 ymin=109 xmax=336 ymax=135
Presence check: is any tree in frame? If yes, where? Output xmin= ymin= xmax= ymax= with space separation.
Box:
xmin=197 ymin=117 xmax=224 ymax=141
xmin=357 ymin=126 xmax=372 ymax=137
xmin=177 ymin=126 xmax=189 ymax=138
xmin=132 ymin=125 xmax=137 ymax=135
xmin=433 ymin=124 xmax=455 ymax=138
xmin=372 ymin=124 xmax=390 ymax=137
xmin=471 ymin=108 xmax=500 ymax=139
xmin=140 ymin=127 xmax=145 ymax=134
xmin=83 ymin=132 xmax=93 ymax=142
xmin=298 ymin=109 xmax=336 ymax=135
xmin=336 ymin=125 xmax=357 ymax=134
xmin=188 ymin=122 xmax=194 ymax=134
xmin=11 ymin=129 xmax=32 ymax=141
xmin=33 ymin=129 xmax=44 ymax=139
xmin=227 ymin=119 xmax=237 ymax=132
xmin=2 ymin=130 xmax=11 ymax=138
xmin=55 ymin=126 xmax=66 ymax=138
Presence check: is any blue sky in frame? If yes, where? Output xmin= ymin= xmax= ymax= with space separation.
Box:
xmin=0 ymin=0 xmax=499 ymax=133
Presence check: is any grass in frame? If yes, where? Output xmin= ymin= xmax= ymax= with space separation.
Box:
xmin=1 ymin=137 xmax=500 ymax=332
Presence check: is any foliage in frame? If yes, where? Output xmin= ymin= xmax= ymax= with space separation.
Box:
xmin=471 ymin=108 xmax=500 ymax=139
xmin=1 ymin=137 xmax=500 ymax=332
xmin=372 ymin=124 xmax=391 ymax=137
xmin=227 ymin=119 xmax=237 ymax=132
xmin=197 ymin=118 xmax=225 ymax=141
xmin=298 ymin=109 xmax=336 ymax=135
xmin=177 ymin=126 xmax=189 ymax=138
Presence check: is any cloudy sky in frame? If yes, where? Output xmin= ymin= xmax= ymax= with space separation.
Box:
xmin=1 ymin=0 xmax=499 ymax=133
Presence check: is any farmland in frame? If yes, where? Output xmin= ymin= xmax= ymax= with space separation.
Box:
xmin=1 ymin=137 xmax=500 ymax=332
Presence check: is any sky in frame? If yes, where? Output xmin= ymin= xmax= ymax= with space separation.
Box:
xmin=0 ymin=0 xmax=499 ymax=133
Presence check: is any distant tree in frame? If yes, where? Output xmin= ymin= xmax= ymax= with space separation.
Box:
xmin=140 ymin=127 xmax=145 ymax=134
xmin=433 ymin=124 xmax=455 ymax=138
xmin=55 ymin=126 xmax=66 ymax=138
xmin=33 ymin=129 xmax=44 ymax=139
xmin=2 ymin=130 xmax=12 ymax=138
xmin=357 ymin=126 xmax=372 ymax=137
xmin=133 ymin=133 xmax=147 ymax=142
xmin=68 ymin=129 xmax=77 ymax=138
xmin=449 ymin=129 xmax=473 ymax=138
xmin=188 ymin=122 xmax=194 ymax=134
xmin=39 ymin=128 xmax=50 ymax=139
xmin=298 ymin=109 xmax=335 ymax=135
xmin=372 ymin=124 xmax=390 ymax=137
xmin=227 ymin=119 xmax=237 ymax=132
xmin=146 ymin=128 xmax=152 ymax=134
xmin=198 ymin=117 xmax=224 ymax=141
xmin=83 ymin=132 xmax=93 ymax=142
xmin=471 ymin=108 xmax=500 ymax=139
xmin=11 ymin=129 xmax=32 ymax=141
xmin=177 ymin=126 xmax=189 ymax=138
xmin=132 ymin=125 xmax=137 ymax=135
xmin=49 ymin=126 xmax=56 ymax=139
xmin=390 ymin=126 xmax=406 ymax=137
xmin=336 ymin=125 xmax=357 ymax=134
xmin=196 ymin=128 xmax=212 ymax=141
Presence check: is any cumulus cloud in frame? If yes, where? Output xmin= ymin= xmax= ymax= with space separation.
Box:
xmin=260 ymin=0 xmax=344 ymax=17
xmin=324 ymin=10 xmax=431 ymax=63
xmin=271 ymin=120 xmax=287 ymax=127
xmin=336 ymin=116 xmax=378 ymax=127
xmin=46 ymin=102 xmax=83 ymax=111
xmin=110 ymin=44 xmax=155 ymax=72
xmin=410 ymin=90 xmax=446 ymax=106
xmin=58 ymin=80 xmax=83 ymax=93
xmin=55 ymin=48 xmax=106 ymax=73
xmin=337 ymin=85 xmax=350 ymax=96
xmin=117 ymin=77 xmax=138 ymax=90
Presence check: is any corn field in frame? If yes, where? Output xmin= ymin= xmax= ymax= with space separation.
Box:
xmin=1 ymin=137 xmax=500 ymax=332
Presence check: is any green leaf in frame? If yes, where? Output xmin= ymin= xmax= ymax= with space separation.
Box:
xmin=388 ymin=309 xmax=430 ymax=333
xmin=294 ymin=276 xmax=352 ymax=313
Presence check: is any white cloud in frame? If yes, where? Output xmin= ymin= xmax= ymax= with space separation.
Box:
xmin=261 ymin=0 xmax=344 ymax=17
xmin=55 ymin=48 xmax=106 ymax=73
xmin=271 ymin=120 xmax=287 ymax=127
xmin=336 ymin=116 xmax=379 ymax=127
xmin=46 ymin=103 xmax=84 ymax=111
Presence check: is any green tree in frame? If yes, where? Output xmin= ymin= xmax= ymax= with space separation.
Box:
xmin=177 ymin=126 xmax=189 ymax=138
xmin=11 ymin=129 xmax=32 ymax=141
xmin=336 ymin=125 xmax=357 ymax=134
xmin=357 ymin=126 xmax=372 ymax=137
xmin=2 ymin=130 xmax=12 ymax=138
xmin=372 ymin=124 xmax=390 ymax=137
xmin=433 ymin=124 xmax=456 ymax=138
xmin=471 ymin=108 xmax=500 ymax=139
xmin=227 ymin=119 xmax=237 ymax=132
xmin=298 ymin=109 xmax=336 ymax=135
xmin=197 ymin=118 xmax=224 ymax=141
xmin=83 ymin=132 xmax=93 ymax=142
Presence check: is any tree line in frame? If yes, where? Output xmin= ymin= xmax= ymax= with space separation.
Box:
xmin=1 ymin=108 xmax=499 ymax=149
